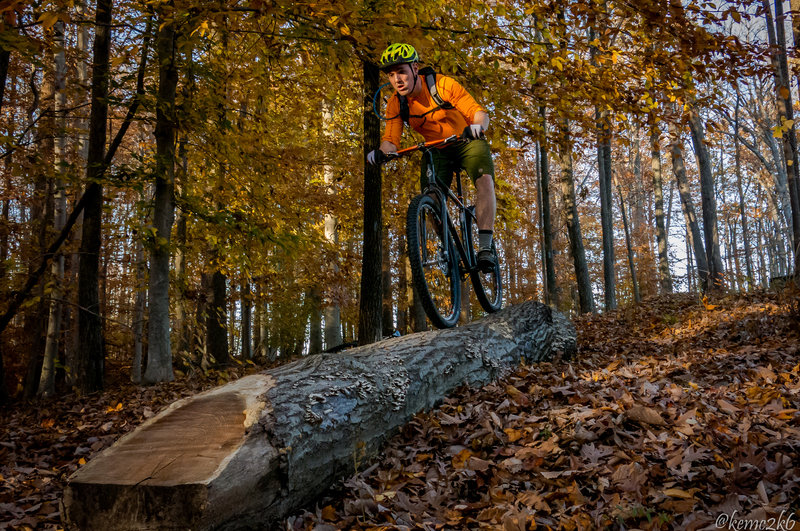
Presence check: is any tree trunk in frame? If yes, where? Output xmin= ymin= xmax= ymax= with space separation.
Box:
xmin=174 ymin=146 xmax=189 ymax=358
xmin=358 ymin=60 xmax=382 ymax=345
xmin=143 ymin=5 xmax=177 ymax=384
xmin=757 ymin=212 xmax=768 ymax=286
xmin=556 ymin=120 xmax=594 ymax=313
xmin=63 ymin=300 xmax=576 ymax=529
xmin=321 ymin=102 xmax=343 ymax=349
xmin=39 ymin=21 xmax=68 ymax=398
xmin=260 ymin=301 xmax=271 ymax=360
xmin=732 ymin=95 xmax=754 ymax=290
xmin=764 ymin=0 xmax=800 ymax=274
xmin=616 ymin=178 xmax=641 ymax=303
xmin=650 ymin=122 xmax=672 ymax=294
xmin=396 ymin=237 xmax=409 ymax=334
xmin=539 ymin=107 xmax=558 ymax=308
xmin=75 ymin=0 xmax=113 ymax=393
xmin=0 ymin=48 xmax=9 ymax=115
xmin=669 ymin=121 xmax=709 ymax=292
xmin=597 ymin=111 xmax=616 ymax=310
xmin=208 ymin=270 xmax=229 ymax=366
xmin=131 ymin=230 xmax=146 ymax=384
xmin=308 ymin=288 xmax=322 ymax=355
xmin=411 ymin=284 xmax=428 ymax=333
xmin=242 ymin=282 xmax=253 ymax=359
xmin=381 ymin=222 xmax=393 ymax=336
xmin=728 ymin=220 xmax=741 ymax=291
xmin=253 ymin=298 xmax=262 ymax=359
xmin=687 ymin=109 xmax=725 ymax=290
xmin=686 ymin=223 xmax=695 ymax=292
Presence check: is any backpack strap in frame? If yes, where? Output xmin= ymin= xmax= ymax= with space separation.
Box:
xmin=419 ymin=66 xmax=453 ymax=110
xmin=399 ymin=94 xmax=410 ymax=125
xmin=398 ymin=67 xmax=452 ymax=125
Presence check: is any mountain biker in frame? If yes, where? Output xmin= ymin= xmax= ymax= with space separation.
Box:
xmin=367 ymin=43 xmax=498 ymax=272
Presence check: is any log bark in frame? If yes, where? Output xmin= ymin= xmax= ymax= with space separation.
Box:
xmin=63 ymin=300 xmax=575 ymax=529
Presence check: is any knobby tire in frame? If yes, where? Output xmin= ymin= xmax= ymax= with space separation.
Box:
xmin=406 ymin=194 xmax=460 ymax=329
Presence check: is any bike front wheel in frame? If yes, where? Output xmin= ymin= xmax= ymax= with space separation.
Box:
xmin=468 ymin=206 xmax=503 ymax=313
xmin=406 ymin=194 xmax=461 ymax=329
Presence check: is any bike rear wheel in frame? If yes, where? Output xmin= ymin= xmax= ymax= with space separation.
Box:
xmin=406 ymin=194 xmax=461 ymax=329
xmin=468 ymin=206 xmax=503 ymax=313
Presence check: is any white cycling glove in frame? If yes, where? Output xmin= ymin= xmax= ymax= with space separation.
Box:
xmin=463 ymin=124 xmax=485 ymax=139
xmin=367 ymin=149 xmax=383 ymax=166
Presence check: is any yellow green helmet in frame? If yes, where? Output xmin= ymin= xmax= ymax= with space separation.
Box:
xmin=379 ymin=43 xmax=420 ymax=70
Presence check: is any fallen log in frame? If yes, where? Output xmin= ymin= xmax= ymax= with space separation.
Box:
xmin=62 ymin=300 xmax=576 ymax=530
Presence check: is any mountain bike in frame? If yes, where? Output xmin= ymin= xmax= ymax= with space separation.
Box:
xmin=380 ymin=135 xmax=503 ymax=329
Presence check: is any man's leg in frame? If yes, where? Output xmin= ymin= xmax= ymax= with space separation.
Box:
xmin=475 ymin=174 xmax=496 ymax=232
xmin=475 ymin=173 xmax=497 ymax=271
xmin=460 ymin=138 xmax=497 ymax=271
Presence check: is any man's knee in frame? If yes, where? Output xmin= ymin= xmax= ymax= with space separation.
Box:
xmin=476 ymin=174 xmax=494 ymax=191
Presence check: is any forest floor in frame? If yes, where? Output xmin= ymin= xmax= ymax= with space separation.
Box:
xmin=1 ymin=292 xmax=800 ymax=530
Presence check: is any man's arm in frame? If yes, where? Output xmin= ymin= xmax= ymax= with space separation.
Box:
xmin=473 ymin=110 xmax=489 ymax=131
xmin=380 ymin=140 xmax=398 ymax=154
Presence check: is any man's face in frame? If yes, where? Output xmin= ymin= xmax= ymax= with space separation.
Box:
xmin=385 ymin=63 xmax=418 ymax=96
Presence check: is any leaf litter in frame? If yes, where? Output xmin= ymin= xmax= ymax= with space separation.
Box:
xmin=1 ymin=293 xmax=799 ymax=530
xmin=288 ymin=293 xmax=800 ymax=530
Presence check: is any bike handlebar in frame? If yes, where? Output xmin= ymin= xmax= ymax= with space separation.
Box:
xmin=381 ymin=134 xmax=461 ymax=163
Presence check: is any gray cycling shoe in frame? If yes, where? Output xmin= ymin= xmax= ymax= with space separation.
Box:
xmin=477 ymin=249 xmax=497 ymax=273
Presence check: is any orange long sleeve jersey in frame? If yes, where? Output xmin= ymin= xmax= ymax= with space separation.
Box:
xmin=381 ymin=74 xmax=486 ymax=147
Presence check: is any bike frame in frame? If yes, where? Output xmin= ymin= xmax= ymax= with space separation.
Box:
xmin=412 ymin=137 xmax=481 ymax=278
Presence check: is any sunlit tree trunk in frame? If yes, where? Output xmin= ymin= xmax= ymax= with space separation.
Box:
xmin=321 ymin=101 xmax=343 ymax=349
xmin=76 ymin=0 xmax=112 ymax=393
xmin=669 ymin=121 xmax=709 ymax=292
xmin=24 ymin=40 xmax=55 ymax=399
xmin=650 ymin=122 xmax=672 ymax=294
xmin=687 ymin=109 xmax=724 ymax=290
xmin=39 ymin=21 xmax=68 ymax=397
xmin=143 ymin=4 xmax=177 ymax=384
xmin=556 ymin=120 xmax=594 ymax=313
xmin=358 ymin=59 xmax=382 ymax=344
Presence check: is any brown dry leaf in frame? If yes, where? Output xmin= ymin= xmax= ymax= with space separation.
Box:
xmin=717 ymin=399 xmax=740 ymax=414
xmin=320 ymin=505 xmax=337 ymax=520
xmin=499 ymin=457 xmax=524 ymax=474
xmin=467 ymin=457 xmax=492 ymax=472
xmin=626 ymin=405 xmax=667 ymax=426
xmin=517 ymin=491 xmax=550 ymax=512
xmin=663 ymin=488 xmax=696 ymax=499
xmin=477 ymin=506 xmax=505 ymax=523
xmin=504 ymin=428 xmax=525 ymax=442
xmin=451 ymin=449 xmax=473 ymax=469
